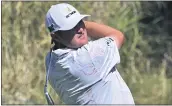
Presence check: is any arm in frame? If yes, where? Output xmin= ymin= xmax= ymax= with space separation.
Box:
xmin=84 ymin=21 xmax=125 ymax=49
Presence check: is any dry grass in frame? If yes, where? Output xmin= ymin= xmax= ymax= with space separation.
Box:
xmin=2 ymin=1 xmax=172 ymax=104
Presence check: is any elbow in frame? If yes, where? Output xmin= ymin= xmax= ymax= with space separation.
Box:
xmin=110 ymin=30 xmax=125 ymax=48
xmin=114 ymin=30 xmax=125 ymax=45
xmin=120 ymin=32 xmax=125 ymax=45
xmin=116 ymin=31 xmax=125 ymax=48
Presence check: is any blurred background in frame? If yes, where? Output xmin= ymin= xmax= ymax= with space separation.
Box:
xmin=1 ymin=1 xmax=172 ymax=105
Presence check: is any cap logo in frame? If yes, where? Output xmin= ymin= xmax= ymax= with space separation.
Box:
xmin=48 ymin=24 xmax=55 ymax=32
xmin=66 ymin=11 xmax=76 ymax=18
xmin=67 ymin=6 xmax=72 ymax=12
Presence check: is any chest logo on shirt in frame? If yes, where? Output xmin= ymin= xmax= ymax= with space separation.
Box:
xmin=80 ymin=64 xmax=97 ymax=75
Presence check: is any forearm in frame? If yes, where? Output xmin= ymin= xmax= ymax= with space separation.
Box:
xmin=84 ymin=21 xmax=125 ymax=48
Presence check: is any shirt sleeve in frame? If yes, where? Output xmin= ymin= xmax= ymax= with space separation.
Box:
xmin=70 ymin=37 xmax=120 ymax=84
xmin=84 ymin=36 xmax=120 ymax=65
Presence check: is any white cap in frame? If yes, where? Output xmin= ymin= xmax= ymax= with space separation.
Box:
xmin=45 ymin=3 xmax=90 ymax=34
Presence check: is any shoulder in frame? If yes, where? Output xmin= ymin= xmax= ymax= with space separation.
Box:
xmin=45 ymin=49 xmax=72 ymax=66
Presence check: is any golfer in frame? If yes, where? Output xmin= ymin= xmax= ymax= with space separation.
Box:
xmin=45 ymin=3 xmax=135 ymax=105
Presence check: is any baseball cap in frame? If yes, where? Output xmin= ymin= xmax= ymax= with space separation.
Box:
xmin=45 ymin=3 xmax=90 ymax=34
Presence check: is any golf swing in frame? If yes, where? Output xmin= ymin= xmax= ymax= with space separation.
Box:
xmin=44 ymin=3 xmax=135 ymax=105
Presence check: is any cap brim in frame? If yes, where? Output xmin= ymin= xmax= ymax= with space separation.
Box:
xmin=58 ymin=14 xmax=90 ymax=31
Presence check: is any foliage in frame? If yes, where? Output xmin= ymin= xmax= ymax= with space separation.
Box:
xmin=2 ymin=1 xmax=172 ymax=104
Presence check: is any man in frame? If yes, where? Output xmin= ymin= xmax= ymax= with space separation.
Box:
xmin=45 ymin=3 xmax=135 ymax=105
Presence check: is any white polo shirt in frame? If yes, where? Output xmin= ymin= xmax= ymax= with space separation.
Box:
xmin=45 ymin=37 xmax=135 ymax=105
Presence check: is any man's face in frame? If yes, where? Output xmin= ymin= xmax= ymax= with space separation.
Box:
xmin=55 ymin=20 xmax=88 ymax=48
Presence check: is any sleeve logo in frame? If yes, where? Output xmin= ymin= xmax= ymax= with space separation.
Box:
xmin=106 ymin=38 xmax=114 ymax=46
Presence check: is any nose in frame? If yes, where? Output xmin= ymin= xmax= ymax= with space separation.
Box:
xmin=78 ymin=28 xmax=84 ymax=34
